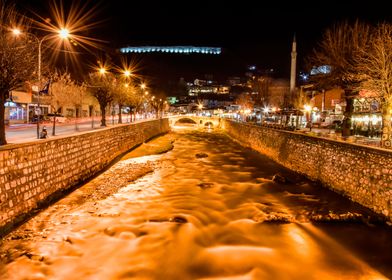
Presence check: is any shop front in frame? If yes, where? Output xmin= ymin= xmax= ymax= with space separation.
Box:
xmin=4 ymin=90 xmax=31 ymax=125
xmin=352 ymin=98 xmax=382 ymax=138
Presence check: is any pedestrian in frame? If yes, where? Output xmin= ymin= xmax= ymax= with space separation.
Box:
xmin=40 ymin=126 xmax=48 ymax=139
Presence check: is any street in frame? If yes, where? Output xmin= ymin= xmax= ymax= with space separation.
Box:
xmin=5 ymin=116 xmax=142 ymax=144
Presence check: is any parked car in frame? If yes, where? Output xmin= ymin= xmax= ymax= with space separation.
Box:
xmin=31 ymin=115 xmax=49 ymax=123
xmin=47 ymin=113 xmax=67 ymax=123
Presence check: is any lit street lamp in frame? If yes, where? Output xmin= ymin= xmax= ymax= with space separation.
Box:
xmin=13 ymin=27 xmax=70 ymax=138
xmin=304 ymin=104 xmax=312 ymax=131
xmin=99 ymin=67 xmax=106 ymax=75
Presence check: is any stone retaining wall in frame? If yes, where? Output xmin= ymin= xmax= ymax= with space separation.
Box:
xmin=222 ymin=119 xmax=392 ymax=221
xmin=0 ymin=119 xmax=169 ymax=232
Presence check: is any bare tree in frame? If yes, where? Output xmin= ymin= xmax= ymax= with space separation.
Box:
xmin=250 ymin=76 xmax=271 ymax=107
xmin=0 ymin=2 xmax=36 ymax=145
xmin=130 ymin=87 xmax=146 ymax=121
xmin=355 ymin=23 xmax=392 ymax=148
xmin=50 ymin=71 xmax=74 ymax=134
xmin=235 ymin=93 xmax=254 ymax=110
xmin=307 ymin=21 xmax=372 ymax=136
xmin=88 ymin=72 xmax=115 ymax=126
xmin=149 ymin=89 xmax=167 ymax=119
xmin=235 ymin=93 xmax=254 ymax=121
xmin=113 ymin=79 xmax=133 ymax=124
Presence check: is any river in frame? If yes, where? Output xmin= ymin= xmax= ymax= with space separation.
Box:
xmin=1 ymin=126 xmax=392 ymax=279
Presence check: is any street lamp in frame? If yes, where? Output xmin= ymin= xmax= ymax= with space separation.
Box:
xmin=304 ymin=104 xmax=312 ymax=131
xmin=99 ymin=67 xmax=106 ymax=75
xmin=12 ymin=28 xmax=21 ymax=36
xmin=123 ymin=70 xmax=131 ymax=77
xmin=13 ymin=27 xmax=70 ymax=138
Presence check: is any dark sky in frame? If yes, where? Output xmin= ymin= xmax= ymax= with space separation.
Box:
xmin=16 ymin=0 xmax=391 ymax=85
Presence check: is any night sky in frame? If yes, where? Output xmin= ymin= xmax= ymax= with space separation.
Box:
xmin=15 ymin=0 xmax=391 ymax=85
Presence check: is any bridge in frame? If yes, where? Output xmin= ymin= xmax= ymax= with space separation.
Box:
xmin=168 ymin=115 xmax=221 ymax=128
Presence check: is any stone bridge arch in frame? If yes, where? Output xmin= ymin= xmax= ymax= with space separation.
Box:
xmin=168 ymin=116 xmax=221 ymax=128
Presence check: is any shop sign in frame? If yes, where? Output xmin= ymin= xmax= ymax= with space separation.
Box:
xmin=10 ymin=91 xmax=32 ymax=104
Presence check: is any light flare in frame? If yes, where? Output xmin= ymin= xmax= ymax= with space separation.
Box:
xmin=31 ymin=0 xmax=106 ymax=72
xmin=12 ymin=28 xmax=21 ymax=36
xmin=58 ymin=28 xmax=69 ymax=39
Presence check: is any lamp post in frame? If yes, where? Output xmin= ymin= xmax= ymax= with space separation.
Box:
xmin=13 ymin=28 xmax=69 ymax=138
xmin=304 ymin=104 xmax=312 ymax=131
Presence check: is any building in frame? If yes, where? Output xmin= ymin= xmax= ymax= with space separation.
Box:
xmin=5 ymin=90 xmax=31 ymax=124
xmin=188 ymin=79 xmax=230 ymax=96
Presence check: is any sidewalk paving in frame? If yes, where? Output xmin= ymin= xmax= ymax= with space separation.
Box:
xmin=298 ymin=127 xmax=381 ymax=147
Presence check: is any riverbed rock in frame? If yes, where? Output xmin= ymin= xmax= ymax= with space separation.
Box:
xmin=272 ymin=173 xmax=287 ymax=184
xmin=198 ymin=182 xmax=214 ymax=189
xmin=195 ymin=153 xmax=208 ymax=158
xmin=170 ymin=216 xmax=188 ymax=223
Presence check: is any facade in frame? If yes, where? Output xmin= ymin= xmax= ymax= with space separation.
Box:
xmin=309 ymin=88 xmax=345 ymax=124
xmin=4 ymin=88 xmax=101 ymax=125
xmin=5 ymin=90 xmax=31 ymax=124
xmin=351 ymin=93 xmax=382 ymax=137
xmin=268 ymin=79 xmax=290 ymax=108
xmin=188 ymin=79 xmax=230 ymax=96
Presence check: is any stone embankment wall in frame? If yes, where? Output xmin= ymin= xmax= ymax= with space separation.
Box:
xmin=0 ymin=119 xmax=169 ymax=231
xmin=222 ymin=119 xmax=392 ymax=221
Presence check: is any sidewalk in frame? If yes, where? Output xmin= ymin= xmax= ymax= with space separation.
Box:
xmin=298 ymin=127 xmax=381 ymax=148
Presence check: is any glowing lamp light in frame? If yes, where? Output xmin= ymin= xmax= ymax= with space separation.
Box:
xmin=124 ymin=70 xmax=131 ymax=77
xmin=364 ymin=115 xmax=370 ymax=123
xmin=99 ymin=68 xmax=106 ymax=75
xmin=12 ymin=28 xmax=21 ymax=36
xmin=304 ymin=105 xmax=312 ymax=112
xmin=59 ymin=28 xmax=70 ymax=39
xmin=371 ymin=115 xmax=378 ymax=125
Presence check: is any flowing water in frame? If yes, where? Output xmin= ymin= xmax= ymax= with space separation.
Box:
xmin=1 ymin=127 xmax=392 ymax=279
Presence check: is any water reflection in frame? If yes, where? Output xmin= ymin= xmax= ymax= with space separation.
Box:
xmin=1 ymin=128 xmax=392 ymax=279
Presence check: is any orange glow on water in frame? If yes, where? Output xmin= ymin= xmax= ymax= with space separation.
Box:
xmin=1 ymin=130 xmax=391 ymax=279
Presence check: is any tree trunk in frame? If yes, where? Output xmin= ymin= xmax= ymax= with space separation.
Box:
xmin=100 ymin=104 xmax=106 ymax=126
xmin=118 ymin=104 xmax=122 ymax=124
xmin=381 ymin=102 xmax=392 ymax=149
xmin=74 ymin=107 xmax=79 ymax=131
xmin=342 ymin=97 xmax=353 ymax=137
xmin=0 ymin=92 xmax=7 ymax=145
xmin=52 ymin=116 xmax=56 ymax=136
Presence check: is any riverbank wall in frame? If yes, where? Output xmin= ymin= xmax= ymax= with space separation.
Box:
xmin=0 ymin=119 xmax=169 ymax=233
xmin=221 ymin=119 xmax=392 ymax=222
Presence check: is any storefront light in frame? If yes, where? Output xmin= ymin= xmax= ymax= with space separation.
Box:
xmin=371 ymin=115 xmax=378 ymax=125
xmin=364 ymin=115 xmax=370 ymax=123
xmin=5 ymin=101 xmax=17 ymax=107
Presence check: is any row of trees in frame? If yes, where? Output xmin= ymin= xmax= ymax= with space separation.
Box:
xmin=0 ymin=1 xmax=168 ymax=145
xmin=307 ymin=21 xmax=391 ymax=148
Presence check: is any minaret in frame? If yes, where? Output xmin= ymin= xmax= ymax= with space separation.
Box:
xmin=290 ymin=34 xmax=297 ymax=94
